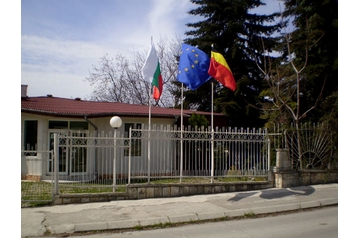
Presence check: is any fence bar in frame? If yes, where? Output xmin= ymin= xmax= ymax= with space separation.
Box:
xmin=54 ymin=133 xmax=59 ymax=195
xmin=112 ymin=129 xmax=117 ymax=192
xmin=147 ymin=126 xmax=151 ymax=184
xmin=268 ymin=138 xmax=271 ymax=171
xmin=128 ymin=127 xmax=132 ymax=184
xmin=211 ymin=128 xmax=214 ymax=183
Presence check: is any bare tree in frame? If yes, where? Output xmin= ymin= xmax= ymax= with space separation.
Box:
xmin=254 ymin=19 xmax=325 ymax=170
xmin=155 ymin=35 xmax=182 ymax=107
xmin=85 ymin=36 xmax=182 ymax=108
xmin=85 ymin=53 xmax=150 ymax=104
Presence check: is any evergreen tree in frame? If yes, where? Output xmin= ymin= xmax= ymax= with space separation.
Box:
xmin=180 ymin=0 xmax=281 ymax=127
xmin=188 ymin=113 xmax=209 ymax=128
xmin=281 ymin=0 xmax=338 ymax=124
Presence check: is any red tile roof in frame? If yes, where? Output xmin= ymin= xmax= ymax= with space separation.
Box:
xmin=21 ymin=96 xmax=224 ymax=119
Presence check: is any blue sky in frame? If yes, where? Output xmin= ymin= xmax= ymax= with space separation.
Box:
xmin=19 ymin=0 xmax=284 ymax=100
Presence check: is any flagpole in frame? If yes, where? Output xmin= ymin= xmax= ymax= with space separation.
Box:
xmin=211 ymin=79 xmax=214 ymax=183
xmin=180 ymin=83 xmax=184 ymax=184
xmin=148 ymin=91 xmax=151 ymax=184
xmin=147 ymin=36 xmax=153 ymax=184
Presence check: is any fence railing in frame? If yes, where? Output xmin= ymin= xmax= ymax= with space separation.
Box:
xmin=50 ymin=126 xmax=270 ymax=193
xmin=283 ymin=123 xmax=337 ymax=170
xmin=132 ymin=126 xmax=270 ymax=180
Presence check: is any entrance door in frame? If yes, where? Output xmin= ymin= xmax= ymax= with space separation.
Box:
xmin=69 ymin=131 xmax=87 ymax=174
xmin=48 ymin=131 xmax=68 ymax=175
xmin=48 ymin=130 xmax=88 ymax=175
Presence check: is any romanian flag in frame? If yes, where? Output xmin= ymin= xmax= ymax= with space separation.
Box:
xmin=142 ymin=41 xmax=163 ymax=100
xmin=208 ymin=50 xmax=236 ymax=91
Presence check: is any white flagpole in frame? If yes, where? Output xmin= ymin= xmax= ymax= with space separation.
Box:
xmin=211 ymin=79 xmax=214 ymax=183
xmin=180 ymin=83 xmax=184 ymax=184
xmin=147 ymin=36 xmax=153 ymax=184
xmin=148 ymin=91 xmax=151 ymax=184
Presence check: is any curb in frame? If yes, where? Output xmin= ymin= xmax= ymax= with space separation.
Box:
xmin=62 ymin=199 xmax=338 ymax=234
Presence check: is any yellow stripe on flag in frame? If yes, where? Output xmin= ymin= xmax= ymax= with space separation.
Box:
xmin=208 ymin=51 xmax=236 ymax=91
xmin=211 ymin=51 xmax=232 ymax=73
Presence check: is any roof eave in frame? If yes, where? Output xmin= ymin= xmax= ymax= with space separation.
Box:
xmin=21 ymin=109 xmax=190 ymax=119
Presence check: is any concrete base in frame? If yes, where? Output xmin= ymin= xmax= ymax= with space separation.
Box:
xmin=274 ymin=170 xmax=338 ymax=188
xmin=52 ymin=181 xmax=274 ymax=205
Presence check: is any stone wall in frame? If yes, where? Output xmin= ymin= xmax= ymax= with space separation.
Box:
xmin=53 ymin=193 xmax=129 ymax=205
xmin=274 ymin=170 xmax=338 ymax=188
xmin=21 ymin=175 xmax=41 ymax=182
xmin=126 ymin=181 xmax=274 ymax=200
xmin=272 ymin=148 xmax=338 ymax=188
xmin=52 ymin=181 xmax=274 ymax=205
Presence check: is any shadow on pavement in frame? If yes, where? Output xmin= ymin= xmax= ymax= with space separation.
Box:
xmin=228 ymin=192 xmax=258 ymax=202
xmin=227 ymin=186 xmax=316 ymax=202
xmin=260 ymin=186 xmax=315 ymax=200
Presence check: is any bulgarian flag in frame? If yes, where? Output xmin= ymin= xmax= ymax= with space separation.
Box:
xmin=208 ymin=49 xmax=236 ymax=91
xmin=142 ymin=41 xmax=163 ymax=100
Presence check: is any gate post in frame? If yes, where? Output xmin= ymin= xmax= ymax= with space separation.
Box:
xmin=273 ymin=148 xmax=295 ymax=188
xmin=275 ymin=149 xmax=291 ymax=171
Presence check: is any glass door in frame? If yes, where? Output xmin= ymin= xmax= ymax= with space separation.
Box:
xmin=48 ymin=131 xmax=68 ymax=174
xmin=70 ymin=131 xmax=88 ymax=175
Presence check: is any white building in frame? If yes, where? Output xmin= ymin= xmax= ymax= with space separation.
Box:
xmin=21 ymin=85 xmax=228 ymax=180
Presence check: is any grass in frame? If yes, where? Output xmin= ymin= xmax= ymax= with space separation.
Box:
xmin=21 ymin=181 xmax=53 ymax=201
xmin=150 ymin=176 xmax=267 ymax=184
xmin=21 ymin=181 xmax=127 ymax=207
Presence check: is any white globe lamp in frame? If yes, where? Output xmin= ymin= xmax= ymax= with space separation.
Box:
xmin=110 ymin=116 xmax=122 ymax=129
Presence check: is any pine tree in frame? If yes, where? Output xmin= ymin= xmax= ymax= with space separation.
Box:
xmin=181 ymin=0 xmax=281 ymax=127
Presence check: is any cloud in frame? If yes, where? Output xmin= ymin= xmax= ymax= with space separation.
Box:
xmin=148 ymin=0 xmax=194 ymax=40
xmin=22 ymin=35 xmax=111 ymax=69
xmin=21 ymin=35 xmax=109 ymax=98
xmin=22 ymin=70 xmax=94 ymax=99
xmin=21 ymin=0 xmax=198 ymax=99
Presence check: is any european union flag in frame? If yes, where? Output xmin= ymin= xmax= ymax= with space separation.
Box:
xmin=177 ymin=44 xmax=211 ymax=90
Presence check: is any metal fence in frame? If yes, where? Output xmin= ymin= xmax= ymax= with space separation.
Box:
xmin=133 ymin=125 xmax=270 ymax=179
xmin=51 ymin=125 xmax=270 ymax=193
xmin=21 ymin=123 xmax=337 ymax=204
xmin=54 ymin=131 xmax=131 ymax=194
xmin=283 ymin=123 xmax=337 ymax=170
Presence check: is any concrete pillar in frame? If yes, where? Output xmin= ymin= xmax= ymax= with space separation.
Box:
xmin=273 ymin=149 xmax=294 ymax=188
xmin=275 ymin=149 xmax=291 ymax=171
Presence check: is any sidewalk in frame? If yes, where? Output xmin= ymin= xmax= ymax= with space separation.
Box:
xmin=21 ymin=183 xmax=338 ymax=238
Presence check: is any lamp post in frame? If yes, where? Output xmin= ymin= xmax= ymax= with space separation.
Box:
xmin=110 ymin=116 xmax=122 ymax=192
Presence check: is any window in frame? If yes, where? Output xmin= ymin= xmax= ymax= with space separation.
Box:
xmin=24 ymin=120 xmax=38 ymax=151
xmin=49 ymin=121 xmax=88 ymax=130
xmin=70 ymin=121 xmax=88 ymax=130
xmin=49 ymin=121 xmax=68 ymax=129
xmin=124 ymin=123 xmax=142 ymax=156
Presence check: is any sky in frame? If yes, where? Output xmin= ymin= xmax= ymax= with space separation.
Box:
xmin=17 ymin=0 xmax=287 ymax=100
